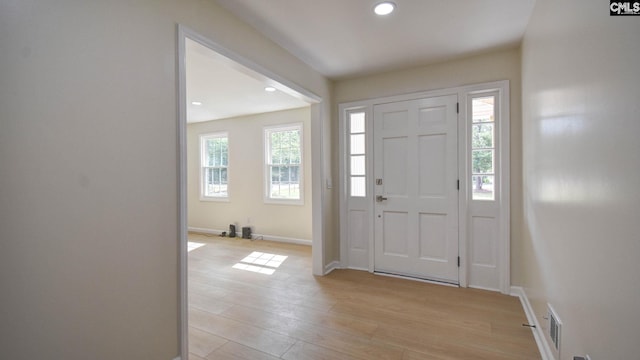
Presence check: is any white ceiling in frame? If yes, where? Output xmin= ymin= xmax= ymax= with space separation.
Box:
xmin=215 ymin=0 xmax=537 ymax=79
xmin=186 ymin=38 xmax=309 ymax=123
xmin=189 ymin=1 xmax=536 ymax=122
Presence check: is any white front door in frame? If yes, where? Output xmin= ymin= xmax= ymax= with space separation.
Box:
xmin=373 ymin=95 xmax=459 ymax=283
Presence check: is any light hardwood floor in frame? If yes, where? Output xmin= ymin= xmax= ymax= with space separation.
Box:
xmin=187 ymin=233 xmax=540 ymax=360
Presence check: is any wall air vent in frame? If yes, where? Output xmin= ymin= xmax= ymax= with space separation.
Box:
xmin=547 ymin=304 xmax=562 ymax=352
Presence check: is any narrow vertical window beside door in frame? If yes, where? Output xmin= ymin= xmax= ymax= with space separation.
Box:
xmin=471 ymin=96 xmax=496 ymax=200
xmin=349 ymin=112 xmax=366 ymax=197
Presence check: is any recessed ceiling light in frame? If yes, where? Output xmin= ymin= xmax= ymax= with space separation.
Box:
xmin=265 ymin=87 xmax=276 ymax=92
xmin=191 ymin=101 xmax=202 ymax=106
xmin=374 ymin=2 xmax=396 ymax=15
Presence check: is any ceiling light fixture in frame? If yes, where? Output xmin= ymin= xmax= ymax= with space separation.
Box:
xmin=265 ymin=86 xmax=276 ymax=92
xmin=191 ymin=101 xmax=202 ymax=106
xmin=374 ymin=1 xmax=396 ymax=15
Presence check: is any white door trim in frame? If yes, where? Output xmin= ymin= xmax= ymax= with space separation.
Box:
xmin=177 ymin=24 xmax=325 ymax=360
xmin=339 ymin=80 xmax=510 ymax=294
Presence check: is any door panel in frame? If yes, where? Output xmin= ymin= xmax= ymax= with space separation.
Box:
xmin=382 ymin=137 xmax=408 ymax=196
xmin=382 ymin=211 xmax=409 ymax=256
xmin=419 ymin=105 xmax=447 ymax=126
xmin=382 ymin=110 xmax=409 ymax=130
xmin=418 ymin=134 xmax=447 ymax=196
xmin=419 ymin=213 xmax=447 ymax=261
xmin=374 ymin=95 xmax=459 ymax=283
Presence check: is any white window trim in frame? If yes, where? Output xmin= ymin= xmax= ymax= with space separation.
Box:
xmin=347 ymin=110 xmax=367 ymax=198
xmin=463 ymin=86 xmax=510 ymax=293
xmin=199 ymin=132 xmax=229 ymax=202
xmin=263 ymin=123 xmax=304 ymax=205
xmin=470 ymin=92 xmax=498 ymax=202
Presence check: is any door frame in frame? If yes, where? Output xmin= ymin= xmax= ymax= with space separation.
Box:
xmin=339 ymin=81 xmax=510 ymax=293
xmin=177 ymin=25 xmax=325 ymax=359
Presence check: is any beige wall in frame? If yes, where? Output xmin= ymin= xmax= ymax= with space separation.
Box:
xmin=188 ymin=108 xmax=312 ymax=240
xmin=0 ymin=1 xmax=332 ymax=359
xmin=521 ymin=0 xmax=640 ymax=359
xmin=334 ymin=48 xmax=524 ymax=284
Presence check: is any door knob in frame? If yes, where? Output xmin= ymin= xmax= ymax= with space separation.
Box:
xmin=376 ymin=195 xmax=388 ymax=202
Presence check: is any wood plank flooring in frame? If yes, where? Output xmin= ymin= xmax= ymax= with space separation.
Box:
xmin=187 ymin=233 xmax=540 ymax=360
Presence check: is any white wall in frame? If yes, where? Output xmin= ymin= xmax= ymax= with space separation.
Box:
xmin=188 ymin=108 xmax=312 ymax=241
xmin=334 ymin=48 xmax=524 ymax=283
xmin=0 ymin=1 xmax=332 ymax=359
xmin=521 ymin=0 xmax=640 ymax=359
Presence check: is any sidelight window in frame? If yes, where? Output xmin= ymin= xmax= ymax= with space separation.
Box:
xmin=348 ymin=112 xmax=366 ymax=197
xmin=471 ymin=96 xmax=496 ymax=201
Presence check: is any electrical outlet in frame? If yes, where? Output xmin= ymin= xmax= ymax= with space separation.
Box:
xmin=247 ymin=217 xmax=251 ymax=224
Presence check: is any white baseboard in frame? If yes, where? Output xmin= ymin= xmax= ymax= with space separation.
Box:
xmin=189 ymin=226 xmax=225 ymax=236
xmin=468 ymin=284 xmax=501 ymax=292
xmin=188 ymin=226 xmax=311 ymax=246
xmin=324 ymin=260 xmax=340 ymax=275
xmin=253 ymin=233 xmax=312 ymax=246
xmin=173 ymin=357 xmax=181 ymax=360
xmin=346 ymin=265 xmax=368 ymax=271
xmin=510 ymin=286 xmax=555 ymax=360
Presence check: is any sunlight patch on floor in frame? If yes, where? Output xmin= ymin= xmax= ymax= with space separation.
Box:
xmin=232 ymin=251 xmax=288 ymax=275
xmin=187 ymin=242 xmax=206 ymax=252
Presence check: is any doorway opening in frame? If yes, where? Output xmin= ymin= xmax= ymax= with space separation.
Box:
xmin=177 ymin=25 xmax=324 ymax=359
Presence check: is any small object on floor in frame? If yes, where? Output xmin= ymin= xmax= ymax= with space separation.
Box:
xmin=229 ymin=224 xmax=236 ymax=238
xmin=220 ymin=231 xmax=226 ymax=237
xmin=242 ymin=226 xmax=252 ymax=239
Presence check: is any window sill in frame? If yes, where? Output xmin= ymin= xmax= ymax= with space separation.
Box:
xmin=200 ymin=196 xmax=230 ymax=202
xmin=263 ymin=198 xmax=304 ymax=206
